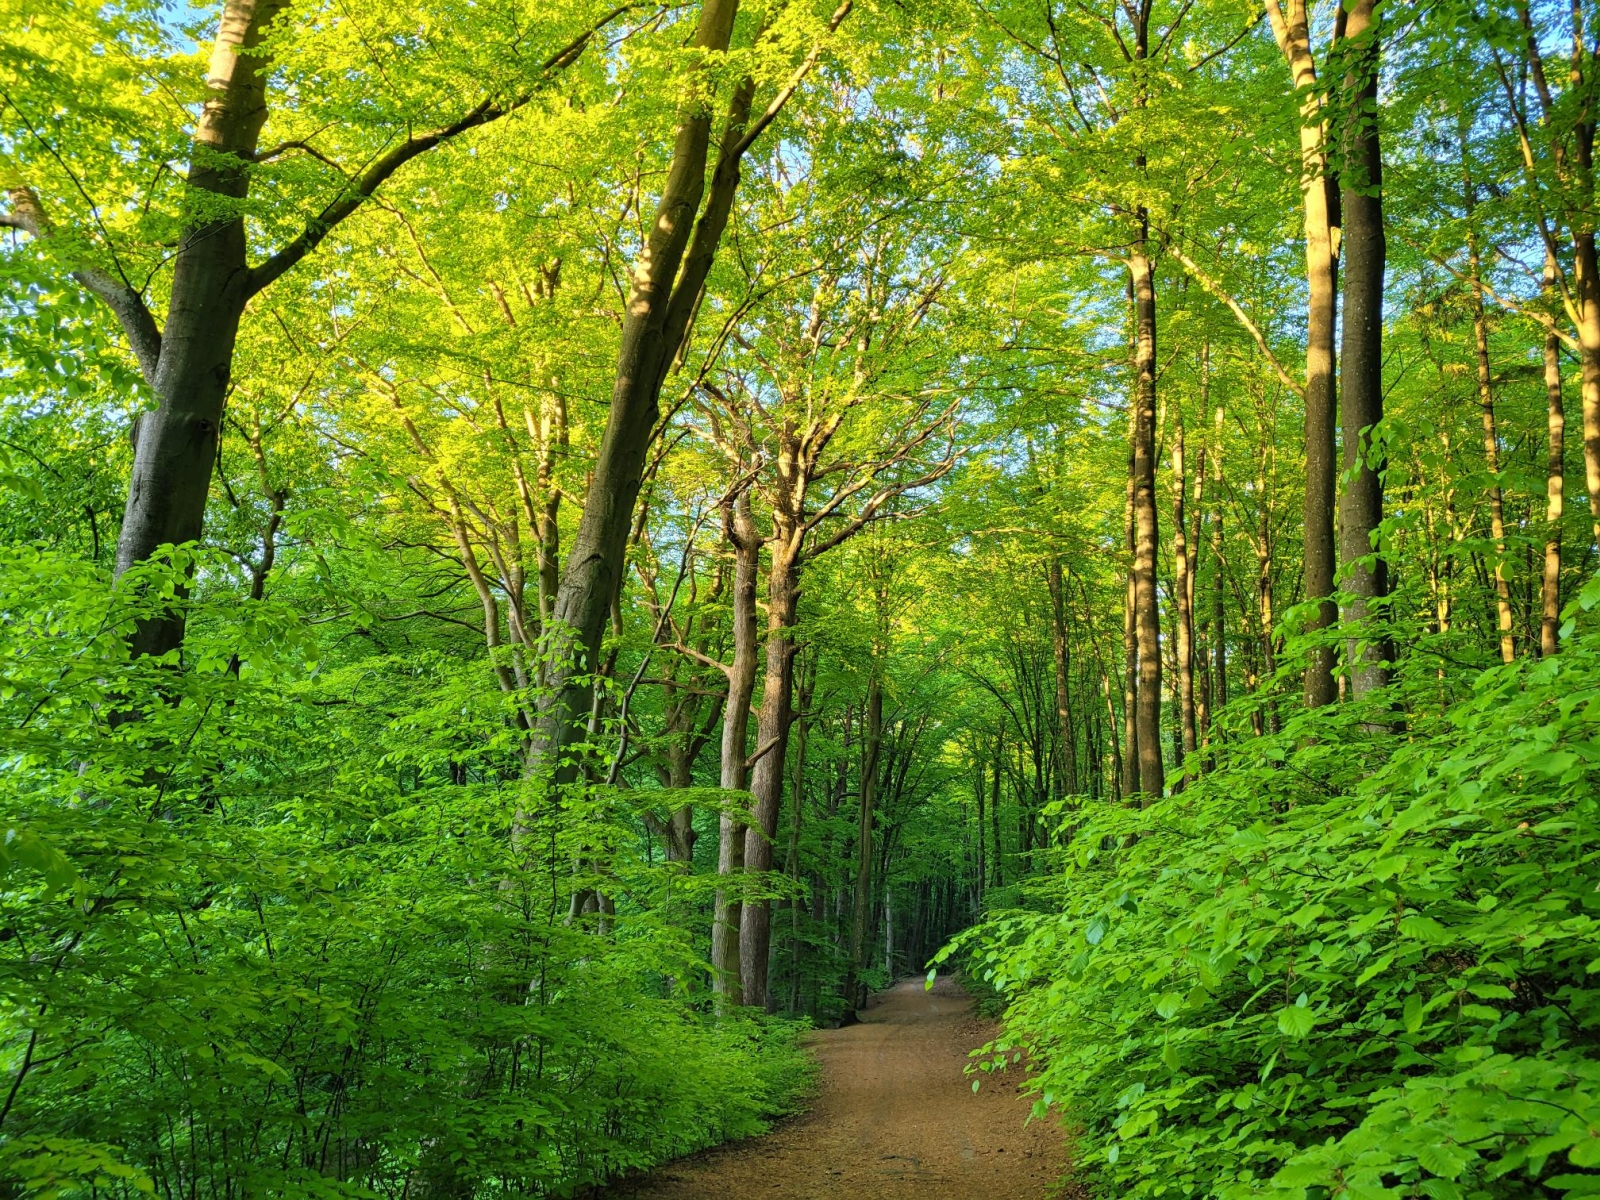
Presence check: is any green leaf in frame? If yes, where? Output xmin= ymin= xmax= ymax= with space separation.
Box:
xmin=1277 ymin=1004 xmax=1315 ymax=1038
xmin=1569 ymin=1135 xmax=1600 ymax=1169
xmin=1417 ymin=1142 xmax=1472 ymax=1180
xmin=1398 ymin=914 xmax=1449 ymax=944
xmin=1403 ymin=993 xmax=1424 ymax=1033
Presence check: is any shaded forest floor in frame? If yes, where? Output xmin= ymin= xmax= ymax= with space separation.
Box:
xmin=602 ymin=976 xmax=1075 ymax=1199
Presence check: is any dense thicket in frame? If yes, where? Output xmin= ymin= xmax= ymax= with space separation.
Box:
xmin=2 ymin=0 xmax=1599 ymax=1196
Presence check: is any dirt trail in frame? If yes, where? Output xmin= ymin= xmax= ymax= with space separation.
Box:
xmin=605 ymin=976 xmax=1072 ymax=1199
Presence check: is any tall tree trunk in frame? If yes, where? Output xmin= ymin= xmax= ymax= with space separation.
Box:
xmin=1130 ymin=234 xmax=1165 ymax=799
xmin=116 ymin=0 xmax=287 ymax=659
xmin=534 ymin=0 xmax=752 ymax=781
xmin=973 ymin=756 xmax=986 ymax=902
xmin=1048 ymin=559 xmax=1079 ymax=799
xmin=844 ymin=670 xmax=882 ymax=1012
xmin=1468 ymin=234 xmax=1515 ymax=665
xmin=1573 ymin=226 xmax=1600 ymax=550
xmin=1338 ymin=0 xmax=1396 ymax=692
xmin=713 ymin=491 xmax=760 ymax=1005
xmin=990 ymin=733 xmax=1004 ymax=887
xmin=1542 ymin=292 xmax=1568 ymax=659
xmin=739 ymin=537 xmax=801 ymax=1010
xmin=1122 ymin=449 xmax=1141 ymax=802
xmin=1266 ymin=0 xmax=1339 ymax=707
xmin=782 ymin=652 xmax=814 ymax=1013
xmin=1543 ymin=252 xmax=1568 ymax=657
xmin=1172 ymin=420 xmax=1197 ymax=775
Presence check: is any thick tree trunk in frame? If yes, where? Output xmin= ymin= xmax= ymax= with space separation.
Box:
xmin=1129 ymin=240 xmax=1164 ymax=800
xmin=116 ymin=0 xmax=286 ymax=659
xmin=739 ymin=538 xmax=801 ymax=1010
xmin=844 ymin=671 xmax=882 ymax=1012
xmin=1543 ymin=254 xmax=1568 ymax=657
xmin=1338 ymin=0 xmax=1395 ymax=693
xmin=713 ymin=491 xmax=760 ymax=1005
xmin=533 ymin=0 xmax=744 ymax=782
xmin=1267 ymin=0 xmax=1338 ymax=707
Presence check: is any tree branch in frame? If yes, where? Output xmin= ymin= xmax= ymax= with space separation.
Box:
xmin=1165 ymin=241 xmax=1305 ymax=398
xmin=3 ymin=187 xmax=162 ymax=386
xmin=246 ymin=5 xmax=636 ymax=296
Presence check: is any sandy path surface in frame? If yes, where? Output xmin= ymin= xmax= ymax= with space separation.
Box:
xmin=603 ymin=976 xmax=1073 ymax=1199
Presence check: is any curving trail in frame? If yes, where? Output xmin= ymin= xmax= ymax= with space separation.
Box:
xmin=605 ymin=976 xmax=1074 ymax=1199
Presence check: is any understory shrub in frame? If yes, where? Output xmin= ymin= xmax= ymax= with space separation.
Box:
xmin=0 ymin=548 xmax=810 ymax=1198
xmin=946 ymin=606 xmax=1600 ymax=1199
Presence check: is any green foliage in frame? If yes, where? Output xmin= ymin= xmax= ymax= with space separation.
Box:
xmin=947 ymin=620 xmax=1600 ymax=1198
xmin=0 ymin=549 xmax=810 ymax=1198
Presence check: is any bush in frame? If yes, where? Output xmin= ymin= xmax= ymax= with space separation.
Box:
xmin=945 ymin=612 xmax=1600 ymax=1198
xmin=0 ymin=548 xmax=810 ymax=1198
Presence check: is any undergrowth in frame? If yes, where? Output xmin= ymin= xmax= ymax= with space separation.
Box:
xmin=945 ymin=596 xmax=1600 ymax=1198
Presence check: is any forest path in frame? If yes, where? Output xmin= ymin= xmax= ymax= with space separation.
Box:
xmin=603 ymin=975 xmax=1073 ymax=1199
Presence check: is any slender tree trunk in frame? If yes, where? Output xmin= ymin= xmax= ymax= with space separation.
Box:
xmin=1210 ymin=405 xmax=1228 ymax=731
xmin=1460 ymin=120 xmax=1514 ymax=665
xmin=966 ymin=761 xmax=979 ymax=902
xmin=1122 ymin=449 xmax=1141 ymax=801
xmin=782 ymin=655 xmax=813 ymax=1013
xmin=1267 ymin=0 xmax=1338 ymax=707
xmin=990 ymin=733 xmax=1004 ymax=887
xmin=1573 ymin=231 xmax=1600 ymax=548
xmin=739 ymin=537 xmax=801 ymax=1010
xmin=1172 ymin=420 xmax=1197 ymax=773
xmin=1543 ymin=253 xmax=1568 ymax=657
xmin=844 ymin=671 xmax=882 ymax=1012
xmin=713 ymin=491 xmax=759 ymax=1006
xmin=1338 ymin=0 xmax=1395 ymax=693
xmin=535 ymin=387 xmax=568 ymax=631
xmin=1047 ymin=558 xmax=1079 ymax=798
xmin=1469 ymin=246 xmax=1515 ymax=665
xmin=1130 ymin=236 xmax=1164 ymax=799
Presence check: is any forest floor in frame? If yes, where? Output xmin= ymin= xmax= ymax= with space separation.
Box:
xmin=602 ymin=975 xmax=1076 ymax=1199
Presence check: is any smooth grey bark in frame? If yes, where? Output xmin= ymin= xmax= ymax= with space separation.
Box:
xmin=1266 ymin=0 xmax=1340 ymax=708
xmin=2 ymin=2 xmax=623 ymax=662
xmin=843 ymin=671 xmax=882 ymax=1012
xmin=738 ymin=534 xmax=800 ymax=1010
xmin=1543 ymin=252 xmax=1567 ymax=657
xmin=712 ymin=490 xmax=760 ymax=1005
xmin=114 ymin=0 xmax=286 ymax=659
xmin=1129 ymin=237 xmax=1164 ymax=800
xmin=532 ymin=0 xmax=854 ymax=787
xmin=1337 ymin=0 xmax=1395 ymax=695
